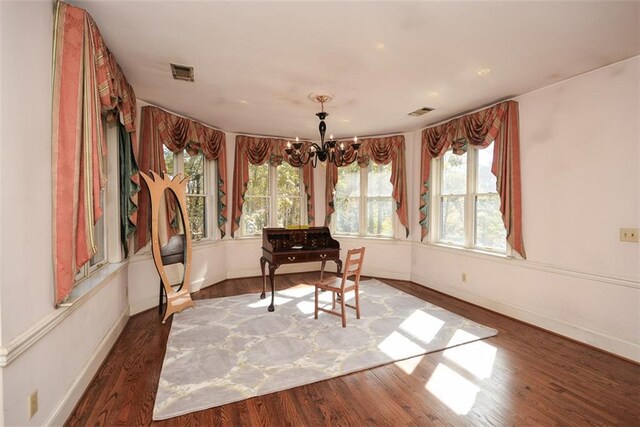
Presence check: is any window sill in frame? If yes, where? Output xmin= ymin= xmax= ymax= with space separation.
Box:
xmin=422 ymin=241 xmax=513 ymax=260
xmin=129 ymin=238 xmax=224 ymax=263
xmin=61 ymin=261 xmax=128 ymax=307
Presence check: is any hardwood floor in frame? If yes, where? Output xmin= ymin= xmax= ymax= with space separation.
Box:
xmin=66 ymin=272 xmax=640 ymax=426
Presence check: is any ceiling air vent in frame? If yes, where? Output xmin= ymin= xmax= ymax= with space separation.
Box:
xmin=170 ymin=63 xmax=194 ymax=82
xmin=408 ymin=107 xmax=434 ymax=117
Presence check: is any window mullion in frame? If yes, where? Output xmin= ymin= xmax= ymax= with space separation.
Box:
xmin=466 ymin=148 xmax=476 ymax=248
xmin=360 ymin=165 xmax=367 ymax=237
xmin=269 ymin=164 xmax=277 ymax=228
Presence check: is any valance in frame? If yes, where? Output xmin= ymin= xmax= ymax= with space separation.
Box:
xmin=325 ymin=135 xmax=408 ymax=237
xmin=52 ymin=1 xmax=139 ymax=305
xmin=420 ymin=100 xmax=526 ymax=258
xmin=231 ymin=135 xmax=315 ymax=237
xmin=136 ymin=106 xmax=228 ymax=250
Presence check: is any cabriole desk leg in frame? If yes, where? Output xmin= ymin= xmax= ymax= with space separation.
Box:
xmin=268 ymin=263 xmax=278 ymax=312
xmin=260 ymin=256 xmax=267 ymax=299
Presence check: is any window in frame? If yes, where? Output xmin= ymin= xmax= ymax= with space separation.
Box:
xmin=241 ymin=162 xmax=306 ymax=236
xmin=164 ymin=146 xmax=218 ymax=242
xmin=434 ymin=142 xmax=506 ymax=253
xmin=334 ymin=162 xmax=394 ymax=238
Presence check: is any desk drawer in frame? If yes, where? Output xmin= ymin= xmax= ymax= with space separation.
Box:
xmin=273 ymin=253 xmax=309 ymax=264
xmin=307 ymin=250 xmax=339 ymax=262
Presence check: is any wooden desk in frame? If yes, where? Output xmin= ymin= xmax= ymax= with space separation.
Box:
xmin=260 ymin=227 xmax=342 ymax=312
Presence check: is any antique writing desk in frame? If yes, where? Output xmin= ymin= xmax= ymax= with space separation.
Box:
xmin=260 ymin=227 xmax=342 ymax=312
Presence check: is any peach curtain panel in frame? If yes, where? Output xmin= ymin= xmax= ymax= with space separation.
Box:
xmin=324 ymin=135 xmax=409 ymax=237
xmin=231 ymin=136 xmax=315 ymax=237
xmin=52 ymin=1 xmax=138 ymax=305
xmin=420 ymin=100 xmax=526 ymax=258
xmin=136 ymin=106 xmax=228 ymax=251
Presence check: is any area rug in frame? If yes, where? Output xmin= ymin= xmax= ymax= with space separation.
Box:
xmin=153 ymin=279 xmax=497 ymax=420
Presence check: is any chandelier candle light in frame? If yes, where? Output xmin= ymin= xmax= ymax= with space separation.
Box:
xmin=285 ymin=95 xmax=361 ymax=168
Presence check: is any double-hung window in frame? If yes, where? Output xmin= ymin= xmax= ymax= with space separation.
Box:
xmin=334 ymin=162 xmax=394 ymax=238
xmin=163 ymin=146 xmax=218 ymax=242
xmin=434 ymin=142 xmax=506 ymax=253
xmin=241 ymin=162 xmax=306 ymax=236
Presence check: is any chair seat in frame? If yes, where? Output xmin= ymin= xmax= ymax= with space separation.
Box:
xmin=314 ymin=277 xmax=357 ymax=293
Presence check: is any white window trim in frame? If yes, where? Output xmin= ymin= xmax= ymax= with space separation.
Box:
xmin=240 ymin=163 xmax=307 ymax=238
xmin=172 ymin=150 xmax=220 ymax=243
xmin=430 ymin=146 xmax=512 ymax=256
xmin=332 ymin=163 xmax=398 ymax=239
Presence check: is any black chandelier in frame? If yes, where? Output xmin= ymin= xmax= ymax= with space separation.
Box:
xmin=285 ymin=95 xmax=361 ymax=168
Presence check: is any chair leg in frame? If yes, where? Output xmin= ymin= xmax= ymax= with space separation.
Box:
xmin=355 ymin=285 xmax=360 ymax=319
xmin=314 ymin=286 xmax=319 ymax=320
xmin=332 ymin=291 xmax=336 ymax=310
xmin=341 ymin=294 xmax=346 ymax=327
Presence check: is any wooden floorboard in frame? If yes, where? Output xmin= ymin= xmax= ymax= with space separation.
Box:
xmin=65 ymin=272 xmax=640 ymax=426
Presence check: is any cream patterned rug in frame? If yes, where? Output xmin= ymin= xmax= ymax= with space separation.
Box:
xmin=153 ymin=279 xmax=497 ymax=420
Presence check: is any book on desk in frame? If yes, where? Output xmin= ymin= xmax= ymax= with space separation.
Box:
xmin=260 ymin=226 xmax=342 ymax=312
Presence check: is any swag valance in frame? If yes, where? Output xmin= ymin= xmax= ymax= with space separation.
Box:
xmin=52 ymin=1 xmax=139 ymax=305
xmin=419 ymin=100 xmax=526 ymax=258
xmin=325 ymin=135 xmax=409 ymax=237
xmin=136 ymin=106 xmax=228 ymax=250
xmin=231 ymin=135 xmax=316 ymax=237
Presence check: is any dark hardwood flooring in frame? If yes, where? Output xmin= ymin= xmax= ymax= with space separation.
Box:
xmin=66 ymin=272 xmax=640 ymax=426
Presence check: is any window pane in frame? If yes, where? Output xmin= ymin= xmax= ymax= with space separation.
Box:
xmin=475 ymin=194 xmax=506 ymax=251
xmin=277 ymin=197 xmax=301 ymax=227
xmin=243 ymin=197 xmax=269 ymax=235
xmin=246 ymin=163 xmax=269 ymax=197
xmin=367 ymin=163 xmax=392 ymax=197
xmin=440 ymin=195 xmax=465 ymax=244
xmin=335 ymin=197 xmax=360 ymax=234
xmin=187 ymin=195 xmax=206 ymax=241
xmin=477 ymin=143 xmax=497 ymax=193
xmin=442 ymin=150 xmax=467 ymax=195
xmin=277 ymin=163 xmax=301 ymax=197
xmin=367 ymin=198 xmax=393 ymax=237
xmin=163 ymin=146 xmax=174 ymax=178
xmin=184 ymin=151 xmax=205 ymax=195
xmin=90 ymin=190 xmax=106 ymax=267
xmin=336 ymin=163 xmax=360 ymax=197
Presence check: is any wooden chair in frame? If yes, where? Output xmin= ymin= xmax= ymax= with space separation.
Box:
xmin=314 ymin=247 xmax=365 ymax=327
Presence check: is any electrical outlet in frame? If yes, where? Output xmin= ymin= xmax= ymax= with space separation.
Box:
xmin=620 ymin=228 xmax=639 ymax=243
xmin=461 ymin=272 xmax=467 ymax=283
xmin=28 ymin=390 xmax=38 ymax=420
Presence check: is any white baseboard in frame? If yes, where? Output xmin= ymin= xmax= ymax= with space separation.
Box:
xmin=411 ymin=272 xmax=640 ymax=363
xmin=46 ymin=307 xmax=129 ymax=426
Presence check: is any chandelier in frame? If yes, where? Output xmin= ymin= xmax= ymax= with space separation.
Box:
xmin=285 ymin=94 xmax=361 ymax=168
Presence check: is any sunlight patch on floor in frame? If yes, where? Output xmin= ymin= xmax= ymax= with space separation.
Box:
xmin=278 ymin=284 xmax=315 ymax=298
xmin=247 ymin=296 xmax=292 ymax=308
xmin=296 ymin=300 xmax=316 ymax=314
xmin=378 ymin=331 xmax=426 ymax=361
xmin=399 ymin=309 xmax=445 ymax=344
xmin=426 ymin=363 xmax=480 ymax=415
xmin=394 ymin=355 xmax=424 ymax=375
xmin=444 ymin=330 xmax=497 ymax=379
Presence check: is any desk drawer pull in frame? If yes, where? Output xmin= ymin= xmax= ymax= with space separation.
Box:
xmin=319 ymin=254 xmax=327 ymax=259
xmin=287 ymin=256 xmax=296 ymax=261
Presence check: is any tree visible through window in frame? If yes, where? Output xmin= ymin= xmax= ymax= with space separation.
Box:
xmin=334 ymin=162 xmax=394 ymax=238
xmin=241 ymin=162 xmax=305 ymax=236
xmin=436 ymin=142 xmax=506 ymax=252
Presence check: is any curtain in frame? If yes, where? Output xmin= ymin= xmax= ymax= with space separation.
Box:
xmin=118 ymin=123 xmax=140 ymax=258
xmin=419 ymin=100 xmax=526 ymax=258
xmin=135 ymin=106 xmax=228 ymax=251
xmin=324 ymin=135 xmax=409 ymax=237
xmin=231 ymin=135 xmax=316 ymax=237
xmin=52 ymin=1 xmax=138 ymax=305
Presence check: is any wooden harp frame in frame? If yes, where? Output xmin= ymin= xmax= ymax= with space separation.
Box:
xmin=140 ymin=171 xmax=195 ymax=323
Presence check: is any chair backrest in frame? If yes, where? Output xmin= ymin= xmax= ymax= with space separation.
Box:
xmin=341 ymin=247 xmax=365 ymax=290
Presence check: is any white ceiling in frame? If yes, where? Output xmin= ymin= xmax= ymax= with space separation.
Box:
xmin=78 ymin=0 xmax=639 ymax=140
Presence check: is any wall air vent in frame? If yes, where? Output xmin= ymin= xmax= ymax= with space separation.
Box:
xmin=408 ymin=107 xmax=434 ymax=117
xmin=170 ymin=63 xmax=194 ymax=82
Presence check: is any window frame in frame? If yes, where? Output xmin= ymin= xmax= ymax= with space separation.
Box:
xmin=430 ymin=144 xmax=510 ymax=255
xmin=240 ymin=162 xmax=307 ymax=237
xmin=332 ymin=162 xmax=397 ymax=239
xmin=166 ymin=148 xmax=219 ymax=243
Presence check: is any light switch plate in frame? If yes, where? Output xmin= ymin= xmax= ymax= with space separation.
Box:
xmin=620 ymin=228 xmax=639 ymax=243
